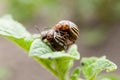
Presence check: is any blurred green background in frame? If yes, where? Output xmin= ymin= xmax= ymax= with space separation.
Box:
xmin=0 ymin=0 xmax=120 ymax=80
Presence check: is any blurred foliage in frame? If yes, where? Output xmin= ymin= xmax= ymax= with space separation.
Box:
xmin=81 ymin=27 xmax=107 ymax=47
xmin=77 ymin=0 xmax=120 ymax=24
xmin=6 ymin=0 xmax=62 ymax=23
xmin=2 ymin=0 xmax=120 ymax=23
xmin=75 ymin=0 xmax=120 ymax=46
xmin=6 ymin=0 xmax=39 ymax=22
xmin=1 ymin=0 xmax=120 ymax=46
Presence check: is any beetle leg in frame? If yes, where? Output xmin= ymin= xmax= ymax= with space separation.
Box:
xmin=67 ymin=40 xmax=75 ymax=47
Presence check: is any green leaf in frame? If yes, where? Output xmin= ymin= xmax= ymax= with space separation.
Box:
xmin=29 ymin=39 xmax=80 ymax=59
xmin=0 ymin=15 xmax=34 ymax=51
xmin=29 ymin=39 xmax=80 ymax=80
xmin=29 ymin=39 xmax=53 ymax=56
xmin=81 ymin=56 xmax=117 ymax=80
xmin=0 ymin=15 xmax=30 ymax=38
xmin=70 ymin=67 xmax=81 ymax=80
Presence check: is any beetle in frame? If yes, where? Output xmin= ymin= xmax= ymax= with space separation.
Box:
xmin=53 ymin=20 xmax=79 ymax=46
xmin=40 ymin=29 xmax=67 ymax=51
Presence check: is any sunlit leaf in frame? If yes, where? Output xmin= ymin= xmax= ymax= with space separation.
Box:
xmin=81 ymin=56 xmax=117 ymax=80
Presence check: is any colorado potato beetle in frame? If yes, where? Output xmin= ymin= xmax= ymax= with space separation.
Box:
xmin=41 ymin=29 xmax=67 ymax=51
xmin=53 ymin=20 xmax=79 ymax=46
xmin=41 ymin=20 xmax=79 ymax=51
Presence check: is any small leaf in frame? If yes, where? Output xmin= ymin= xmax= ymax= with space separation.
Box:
xmin=30 ymin=39 xmax=80 ymax=59
xmin=81 ymin=56 xmax=117 ymax=80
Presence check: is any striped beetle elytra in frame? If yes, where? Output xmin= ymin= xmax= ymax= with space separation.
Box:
xmin=53 ymin=20 xmax=79 ymax=46
xmin=41 ymin=29 xmax=67 ymax=51
xmin=40 ymin=20 xmax=79 ymax=51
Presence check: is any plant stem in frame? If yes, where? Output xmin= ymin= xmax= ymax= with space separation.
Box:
xmin=58 ymin=73 xmax=69 ymax=80
xmin=33 ymin=57 xmax=60 ymax=78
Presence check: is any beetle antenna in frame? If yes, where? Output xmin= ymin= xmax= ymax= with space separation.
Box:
xmin=34 ymin=25 xmax=41 ymax=33
xmin=44 ymin=27 xmax=50 ymax=29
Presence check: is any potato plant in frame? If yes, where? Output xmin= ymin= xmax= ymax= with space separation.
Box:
xmin=0 ymin=15 xmax=117 ymax=80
